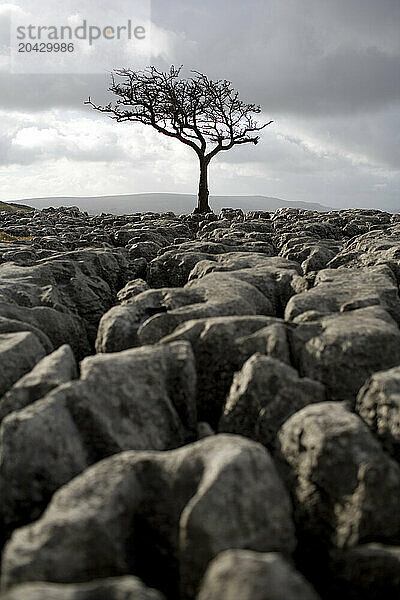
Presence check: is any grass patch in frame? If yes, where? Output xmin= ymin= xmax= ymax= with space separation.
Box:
xmin=0 ymin=232 xmax=34 ymax=243
xmin=0 ymin=201 xmax=32 ymax=213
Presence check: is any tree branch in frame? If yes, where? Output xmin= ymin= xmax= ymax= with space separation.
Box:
xmin=85 ymin=66 xmax=273 ymax=162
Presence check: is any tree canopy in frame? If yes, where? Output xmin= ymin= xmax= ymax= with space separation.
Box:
xmin=86 ymin=66 xmax=272 ymax=212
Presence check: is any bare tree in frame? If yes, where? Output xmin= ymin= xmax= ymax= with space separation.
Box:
xmin=85 ymin=66 xmax=272 ymax=213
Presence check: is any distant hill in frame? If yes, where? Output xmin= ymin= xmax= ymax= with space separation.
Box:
xmin=0 ymin=201 xmax=33 ymax=213
xmin=9 ymin=193 xmax=333 ymax=215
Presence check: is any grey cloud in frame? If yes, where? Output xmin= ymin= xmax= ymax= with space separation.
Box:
xmin=0 ymin=0 xmax=398 ymax=116
xmin=0 ymin=122 xmax=125 ymax=166
xmin=0 ymin=132 xmax=38 ymax=166
xmin=152 ymin=0 xmax=400 ymax=117
xmin=0 ymin=73 xmax=111 ymax=111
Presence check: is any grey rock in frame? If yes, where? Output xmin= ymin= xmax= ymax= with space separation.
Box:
xmin=332 ymin=543 xmax=400 ymax=600
xmin=0 ymin=248 xmax=131 ymax=348
xmin=234 ymin=320 xmax=292 ymax=365
xmin=197 ymin=421 xmax=215 ymax=439
xmin=245 ymin=211 xmax=271 ymax=220
xmin=139 ymin=272 xmax=273 ymax=346
xmin=355 ymin=366 xmax=400 ymax=460
xmin=0 ymin=302 xmax=90 ymax=359
xmin=117 ymin=278 xmax=150 ymax=303
xmin=114 ymin=228 xmax=147 ymax=246
xmin=160 ymin=316 xmax=290 ymax=427
xmin=138 ymin=255 xmax=306 ymax=348
xmin=188 ymin=253 xmax=306 ymax=311
xmin=278 ymin=236 xmax=342 ymax=275
xmin=148 ymin=243 xmax=227 ymax=288
xmin=198 ymin=220 xmax=231 ymax=234
xmin=149 ymin=249 xmax=210 ymax=288
xmin=96 ymin=287 xmax=200 ymax=352
xmin=219 ymin=354 xmax=325 ymax=449
xmin=128 ymin=257 xmax=148 ymax=279
xmin=197 ymin=549 xmax=320 ymax=600
xmin=3 ymin=205 xmax=400 ymax=600
xmin=290 ymin=307 xmax=400 ymax=401
xmin=1 ymin=435 xmax=296 ymax=600
xmin=0 ymin=342 xmax=196 ymax=530
xmin=76 ymin=341 xmax=197 ymax=445
xmin=0 ymin=332 xmax=46 ymax=397
xmin=97 ymin=253 xmax=305 ymax=356
xmin=0 ymin=344 xmax=77 ymax=422
xmin=0 ymin=391 xmax=89 ymax=531
xmin=0 ymin=316 xmax=53 ymax=353
xmin=301 ymin=244 xmax=340 ymax=274
xmin=198 ymin=228 xmax=276 ymax=254
xmin=0 ymin=576 xmax=165 ymax=600
xmin=327 ymin=226 xmax=400 ymax=284
xmin=277 ymin=402 xmax=400 ymax=552
xmin=96 ymin=268 xmax=277 ymax=353
xmin=95 ymin=304 xmax=148 ymax=353
xmin=129 ymin=241 xmax=161 ymax=261
xmin=219 ymin=208 xmax=244 ymax=221
xmin=285 ymin=266 xmax=400 ymax=323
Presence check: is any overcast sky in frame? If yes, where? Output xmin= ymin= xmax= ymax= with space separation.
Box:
xmin=0 ymin=0 xmax=399 ymax=210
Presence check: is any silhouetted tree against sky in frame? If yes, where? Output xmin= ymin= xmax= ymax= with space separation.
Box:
xmin=86 ymin=66 xmax=272 ymax=213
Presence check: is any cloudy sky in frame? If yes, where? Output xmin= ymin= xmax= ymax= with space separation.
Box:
xmin=0 ymin=0 xmax=399 ymax=210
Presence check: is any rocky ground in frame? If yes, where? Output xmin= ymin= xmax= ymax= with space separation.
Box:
xmin=0 ymin=204 xmax=399 ymax=600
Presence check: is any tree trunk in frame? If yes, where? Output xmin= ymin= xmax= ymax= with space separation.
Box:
xmin=195 ymin=157 xmax=211 ymax=213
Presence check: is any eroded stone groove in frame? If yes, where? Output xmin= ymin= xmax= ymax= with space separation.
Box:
xmin=0 ymin=205 xmax=399 ymax=600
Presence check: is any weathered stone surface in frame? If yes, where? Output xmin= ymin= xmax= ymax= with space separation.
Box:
xmin=233 ymin=319 xmax=291 ymax=365
xmin=117 ymin=278 xmax=150 ymax=303
xmin=96 ymin=275 xmax=271 ymax=354
xmin=277 ymin=402 xmax=400 ymax=552
xmin=279 ymin=236 xmax=342 ymax=274
xmin=197 ymin=421 xmax=215 ymax=439
xmin=148 ymin=242 xmax=228 ymax=288
xmin=187 ymin=253 xmax=306 ymax=312
xmin=95 ymin=286 xmax=201 ymax=352
xmin=0 ymin=342 xmax=197 ymax=531
xmin=97 ymin=253 xmax=306 ymax=353
xmin=290 ymin=307 xmax=400 ymax=401
xmin=1 ymin=576 xmax=165 ymax=600
xmin=331 ymin=543 xmax=400 ymax=600
xmin=76 ymin=341 xmax=197 ymax=443
xmin=355 ymin=366 xmax=400 ymax=461
xmin=197 ymin=218 xmax=277 ymax=255
xmin=95 ymin=304 xmax=147 ymax=353
xmin=245 ymin=210 xmax=270 ymax=220
xmin=0 ymin=332 xmax=46 ymax=397
xmin=326 ymin=226 xmax=400 ymax=283
xmin=0 ymin=344 xmax=77 ymax=422
xmin=0 ymin=302 xmax=90 ymax=359
xmin=139 ymin=272 xmax=273 ymax=345
xmin=141 ymin=255 xmax=305 ymax=345
xmin=219 ymin=354 xmax=325 ymax=448
xmin=285 ymin=266 xmax=400 ymax=323
xmin=1 ymin=435 xmax=296 ymax=599
xmin=219 ymin=208 xmax=244 ymax=220
xmin=2 ymin=206 xmax=400 ymax=599
xmin=129 ymin=241 xmax=162 ymax=262
xmin=197 ymin=549 xmax=320 ymax=600
xmin=0 ymin=395 xmax=89 ymax=532
xmin=160 ymin=316 xmax=291 ymax=427
xmin=0 ymin=316 xmax=53 ymax=353
xmin=0 ymin=239 xmax=135 ymax=354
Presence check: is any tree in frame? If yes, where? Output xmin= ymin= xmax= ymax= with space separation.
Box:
xmin=85 ymin=66 xmax=272 ymax=213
